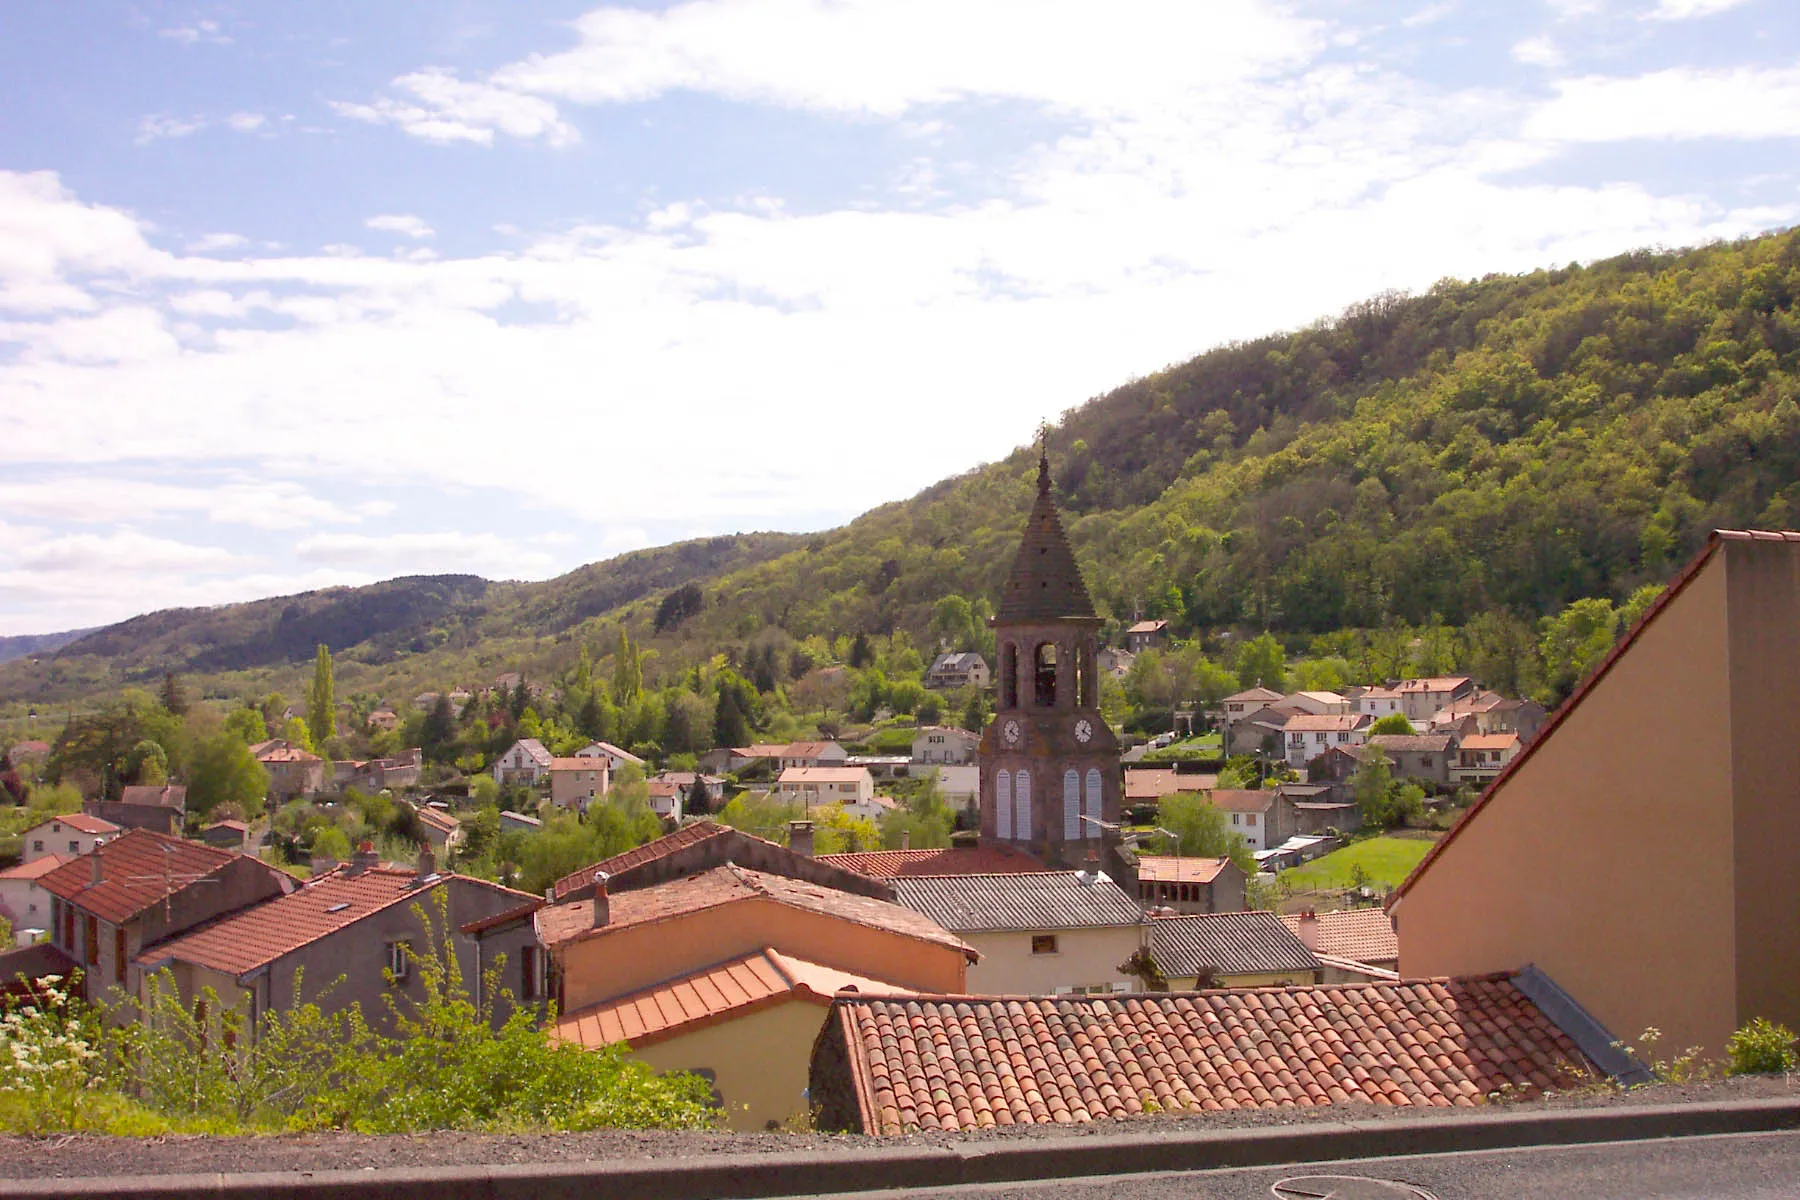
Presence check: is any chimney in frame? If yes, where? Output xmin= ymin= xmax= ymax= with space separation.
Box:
xmin=416 ymin=842 xmax=436 ymax=882
xmin=1296 ymin=909 xmax=1319 ymax=951
xmin=901 ymin=829 xmax=911 ymax=851
xmin=591 ymin=871 xmax=610 ymax=928
xmin=788 ymin=820 xmax=814 ymax=857
xmin=90 ymin=850 xmax=103 ymax=886
xmin=349 ymin=840 xmax=379 ymax=876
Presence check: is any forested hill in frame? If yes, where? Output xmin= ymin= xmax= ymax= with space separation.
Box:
xmin=4 ymin=226 xmax=1797 ymax=711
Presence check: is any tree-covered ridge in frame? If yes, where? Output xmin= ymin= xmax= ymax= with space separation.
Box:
xmin=3 ymin=228 xmax=1797 ymax=714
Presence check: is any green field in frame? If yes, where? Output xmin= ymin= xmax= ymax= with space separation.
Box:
xmin=1278 ymin=835 xmax=1437 ymax=892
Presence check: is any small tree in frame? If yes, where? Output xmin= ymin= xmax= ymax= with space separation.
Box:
xmin=1156 ymin=793 xmax=1255 ymax=875
xmin=1369 ymin=713 xmax=1415 ymax=736
xmin=1353 ymin=746 xmax=1396 ymax=829
xmin=186 ymin=733 xmax=270 ymax=822
xmin=1234 ymin=632 xmax=1287 ymax=692
xmin=158 ymin=671 xmax=190 ymax=717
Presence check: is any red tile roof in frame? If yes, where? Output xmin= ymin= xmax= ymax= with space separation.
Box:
xmin=26 ymin=813 xmax=119 ymax=836
xmin=816 ymin=845 xmax=1046 ymax=879
xmin=537 ymin=863 xmax=974 ymax=959
xmin=141 ymin=867 xmax=536 ymax=978
xmin=38 ymin=830 xmax=247 ymax=924
xmin=1458 ymin=733 xmax=1520 ymax=752
xmin=256 ymin=746 xmax=322 ymax=763
xmin=1123 ymin=770 xmax=1218 ymax=801
xmin=1134 ymin=856 xmax=1233 ymax=884
xmin=550 ymin=820 xmax=730 ymax=901
xmin=0 ymin=855 xmax=71 ymax=881
xmin=116 ymin=785 xmax=186 ymax=809
xmin=552 ymin=948 xmax=908 ymax=1049
xmin=1281 ymin=909 xmax=1399 ymax=964
xmin=824 ymin=973 xmax=1595 ymax=1133
xmin=1282 ymin=714 xmax=1372 ymax=733
xmin=1390 ymin=530 xmax=1786 ymax=908
xmin=1209 ymin=790 xmax=1276 ymax=813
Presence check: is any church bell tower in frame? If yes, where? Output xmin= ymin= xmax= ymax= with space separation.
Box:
xmin=978 ymin=448 xmax=1120 ymax=866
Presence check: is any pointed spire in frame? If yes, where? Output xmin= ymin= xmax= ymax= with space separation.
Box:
xmin=995 ymin=445 xmax=1096 ymax=624
xmin=1037 ymin=423 xmax=1051 ymax=496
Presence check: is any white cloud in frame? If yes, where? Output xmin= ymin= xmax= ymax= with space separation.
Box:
xmin=1512 ymin=36 xmax=1564 ymax=67
xmin=135 ymin=114 xmax=204 ymax=144
xmin=0 ymin=525 xmax=240 ymax=575
xmin=294 ymin=531 xmax=556 ymax=578
xmin=1525 ymin=65 xmax=1800 ymax=141
xmin=0 ymin=478 xmax=359 ymax=530
xmin=366 ymin=214 xmax=435 ymax=240
xmin=158 ymin=19 xmax=231 ymax=45
xmin=185 ymin=232 xmax=249 ymax=253
xmin=332 ymin=69 xmax=579 ymax=147
xmin=1648 ymin=0 xmax=1751 ymax=18
xmin=1401 ymin=2 xmax=1457 ymax=27
xmin=225 ymin=112 xmax=267 ymax=133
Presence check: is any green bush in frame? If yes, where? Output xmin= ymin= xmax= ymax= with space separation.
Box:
xmin=1726 ymin=1018 xmax=1798 ymax=1075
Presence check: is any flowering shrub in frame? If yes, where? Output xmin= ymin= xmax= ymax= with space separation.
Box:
xmin=1726 ymin=1018 xmax=1798 ymax=1076
xmin=0 ymin=974 xmax=102 ymax=1131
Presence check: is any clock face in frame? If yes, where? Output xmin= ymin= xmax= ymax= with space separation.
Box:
xmin=1002 ymin=719 xmax=1022 ymax=746
xmin=1075 ymin=719 xmax=1093 ymax=744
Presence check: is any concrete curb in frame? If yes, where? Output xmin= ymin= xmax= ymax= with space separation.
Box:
xmin=5 ymin=1097 xmax=1798 ymax=1199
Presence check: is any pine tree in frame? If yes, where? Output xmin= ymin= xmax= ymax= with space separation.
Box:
xmin=849 ymin=631 xmax=872 ymax=668
xmin=307 ymin=645 xmax=334 ymax=752
xmin=712 ymin=688 xmax=750 ymax=748
xmin=158 ymin=670 xmax=189 ymax=717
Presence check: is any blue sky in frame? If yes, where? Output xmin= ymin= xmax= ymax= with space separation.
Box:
xmin=0 ymin=0 xmax=1795 ymax=634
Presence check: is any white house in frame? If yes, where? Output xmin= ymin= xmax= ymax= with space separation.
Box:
xmin=932 ymin=764 xmax=980 ymax=812
xmin=925 ymin=652 xmax=990 ymax=690
xmin=774 ymin=766 xmax=874 ymax=808
xmin=1222 ymin=687 xmax=1283 ymax=725
xmin=1355 ymin=687 xmax=1407 ymax=721
xmin=0 ymin=855 xmax=69 ymax=933
xmin=21 ymin=813 xmax=118 ymax=863
xmin=1450 ymin=732 xmax=1522 ymax=785
xmin=575 ymin=741 xmax=646 ymax=774
xmin=1395 ymin=676 xmax=1477 ymax=723
xmin=911 ymin=726 xmax=980 ymax=765
xmin=1210 ymin=790 xmax=1277 ymax=851
xmin=1282 ymin=691 xmax=1351 ymax=716
xmin=493 ymin=738 xmax=553 ymax=786
xmin=779 ymin=742 xmax=848 ymax=770
xmin=645 ymin=779 xmax=685 ymax=821
xmin=1282 ymin=713 xmax=1373 ymax=768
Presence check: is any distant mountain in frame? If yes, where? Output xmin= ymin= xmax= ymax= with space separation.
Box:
xmin=0 ymin=628 xmax=96 ymax=665
xmin=3 ymin=225 xmax=1797 ymax=712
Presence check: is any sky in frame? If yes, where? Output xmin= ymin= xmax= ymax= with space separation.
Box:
xmin=0 ymin=0 xmax=1796 ymax=636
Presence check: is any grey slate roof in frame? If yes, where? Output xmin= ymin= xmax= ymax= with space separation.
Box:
xmin=891 ymin=872 xmax=1144 ymax=933
xmin=1149 ymin=911 xmax=1320 ymax=977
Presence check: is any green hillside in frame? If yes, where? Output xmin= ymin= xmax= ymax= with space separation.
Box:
xmin=4 ymin=227 xmax=1798 ymax=731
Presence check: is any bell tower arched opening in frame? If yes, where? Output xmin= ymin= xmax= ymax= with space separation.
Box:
xmin=1034 ymin=642 xmax=1057 ymax=708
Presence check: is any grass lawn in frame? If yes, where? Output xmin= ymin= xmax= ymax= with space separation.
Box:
xmin=1278 ymin=835 xmax=1438 ymax=892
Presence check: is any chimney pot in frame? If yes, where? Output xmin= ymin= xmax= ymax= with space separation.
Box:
xmin=901 ymin=830 xmax=911 ymax=851
xmin=1296 ymin=909 xmax=1320 ymax=951
xmin=416 ymin=843 xmax=436 ymax=881
xmin=349 ymin=840 xmax=379 ymax=876
xmin=90 ymin=851 xmax=103 ymax=886
xmin=787 ymin=820 xmax=814 ymax=857
xmin=592 ymin=871 xmax=610 ymax=928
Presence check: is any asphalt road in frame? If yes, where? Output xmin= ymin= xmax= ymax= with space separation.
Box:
xmin=807 ymin=1131 xmax=1800 ymax=1200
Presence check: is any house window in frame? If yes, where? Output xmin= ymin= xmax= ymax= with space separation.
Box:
xmin=31 ymin=840 xmax=43 ymax=853
xmin=1231 ymin=814 xmax=1241 ymax=825
xmin=1031 ymin=935 xmax=1059 ymax=956
xmin=69 ymin=840 xmax=80 ymax=853
xmin=1247 ymin=814 xmax=1257 ymax=826
xmin=521 ymin=946 xmax=545 ymax=1001
xmin=385 ymin=940 xmax=413 ymax=982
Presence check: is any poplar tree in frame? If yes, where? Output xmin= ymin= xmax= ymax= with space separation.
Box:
xmin=308 ymin=644 xmax=334 ymax=752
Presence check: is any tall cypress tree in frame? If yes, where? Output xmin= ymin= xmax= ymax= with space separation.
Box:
xmin=307 ymin=644 xmax=334 ymax=752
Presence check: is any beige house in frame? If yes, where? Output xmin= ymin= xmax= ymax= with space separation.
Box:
xmin=910 ymin=726 xmax=980 ymax=765
xmin=548 ymin=757 xmax=610 ymax=809
xmin=1133 ymin=854 xmax=1245 ymax=915
xmin=890 ymin=871 xmax=1145 ymax=995
xmin=1281 ymin=713 xmax=1372 ymax=768
xmin=773 ymin=766 xmax=873 ymax=808
xmin=21 ymin=813 xmax=117 ymax=863
xmin=493 ymin=738 xmax=553 ymax=786
xmin=1392 ymin=531 xmax=1800 ymax=1056
xmin=1395 ymin=676 xmax=1477 ymax=723
xmin=252 ymin=740 xmax=327 ymax=801
xmin=538 ymin=864 xmax=972 ymax=1130
xmin=1449 ymin=732 xmax=1521 ymax=784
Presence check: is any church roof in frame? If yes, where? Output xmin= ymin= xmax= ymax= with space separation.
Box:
xmin=994 ymin=452 xmax=1097 ymax=625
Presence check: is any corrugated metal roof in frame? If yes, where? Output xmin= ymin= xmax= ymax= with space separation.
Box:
xmin=1149 ymin=910 xmax=1319 ymax=977
xmin=891 ymin=871 xmax=1143 ymax=933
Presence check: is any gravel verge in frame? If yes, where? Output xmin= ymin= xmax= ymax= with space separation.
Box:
xmin=0 ymin=1073 xmax=1793 ymax=1181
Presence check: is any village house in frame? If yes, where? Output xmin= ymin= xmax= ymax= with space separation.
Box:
xmin=138 ymin=844 xmax=542 ymax=1035
xmin=1395 ymin=675 xmax=1477 ymax=723
xmin=773 ymin=766 xmax=874 ymax=809
xmin=809 ymin=972 xmax=1601 ymax=1134
xmin=1281 ymin=907 xmax=1399 ymax=973
xmin=924 ymin=651 xmax=990 ymax=690
xmin=652 ymin=771 xmax=726 ymax=811
xmin=1147 ymin=910 xmax=1321 ymax=988
xmin=910 ymin=725 xmax=980 ymax=765
xmin=890 ymin=870 xmax=1145 ymax=995
xmin=1224 ymin=704 xmax=1298 ymax=758
xmin=574 ymin=741 xmax=646 ymax=775
xmin=537 ymin=863 xmax=973 ymax=1130
xmin=26 ymin=830 xmax=296 ymax=1004
xmin=548 ymin=757 xmax=610 ymax=810
xmin=1221 ymin=686 xmax=1283 ymax=726
xmin=87 ymin=785 xmax=187 ymax=836
xmin=1278 ymin=782 xmax=1362 ymax=836
xmin=493 ymin=738 xmax=553 ymax=786
xmin=1392 ymin=531 xmax=1800 ymax=1057
xmin=1209 ymin=790 xmax=1291 ymax=852
xmin=21 ymin=813 xmax=118 ymax=863
xmin=1354 ymin=686 xmax=1407 ymax=721
xmin=550 ymin=819 xmax=895 ymax=904
xmin=928 ymin=763 xmax=980 ymax=812
xmin=1097 ymin=647 xmax=1135 ymax=679
xmin=411 ymin=805 xmax=464 ymax=855
xmin=1281 ymin=690 xmax=1351 ymax=716
xmin=1132 ymin=854 xmax=1245 ymax=915
xmin=333 ymin=748 xmax=423 ymax=793
xmin=365 ymin=707 xmax=401 ymax=733
xmin=644 ymin=779 xmax=683 ymax=821
xmin=1122 ymin=767 xmax=1220 ymax=808
xmin=1450 ymin=731 xmax=1521 ymax=785
xmin=1364 ymin=733 xmax=1458 ymax=786
xmin=1123 ymin=619 xmax=1169 ymax=653
xmin=0 ymin=856 xmax=69 ymax=938
xmin=250 ymin=740 xmax=327 ymax=801
xmin=198 ymin=820 xmax=249 ymax=850
xmin=1281 ymin=713 xmax=1373 ymax=768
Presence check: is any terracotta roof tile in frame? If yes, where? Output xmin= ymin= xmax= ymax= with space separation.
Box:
xmin=26 ymin=813 xmax=119 ymax=836
xmin=1123 ymin=770 xmax=1218 ymax=801
xmin=1458 ymin=733 xmax=1520 ymax=751
xmin=1281 ymin=909 xmax=1400 ymax=964
xmin=1209 ymin=790 xmax=1276 ymax=813
xmin=538 ymin=863 xmax=975 ymax=958
xmin=550 ymin=820 xmax=731 ymax=901
xmin=1149 ymin=911 xmax=1319 ymax=977
xmin=116 ymin=785 xmax=186 ymax=809
xmin=38 ymin=829 xmax=253 ymax=924
xmin=817 ymin=846 xmax=1046 ymax=879
xmin=553 ymin=948 xmax=910 ymax=1049
xmin=826 ymin=973 xmax=1596 ymax=1133
xmin=1282 ymin=714 xmax=1372 ymax=733
xmin=1134 ymin=856 xmax=1233 ymax=884
xmin=0 ymin=855 xmax=72 ymax=881
xmin=891 ymin=872 xmax=1144 ymax=933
